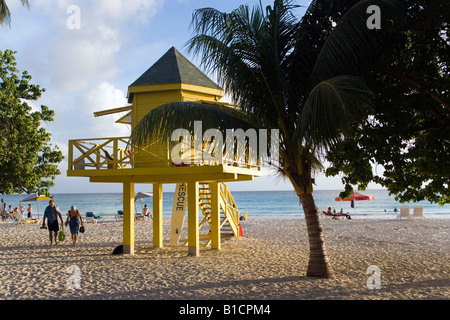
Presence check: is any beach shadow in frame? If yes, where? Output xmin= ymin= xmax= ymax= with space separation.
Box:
xmin=76 ymin=274 xmax=313 ymax=300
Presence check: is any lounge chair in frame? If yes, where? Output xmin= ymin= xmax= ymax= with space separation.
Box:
xmin=85 ymin=212 xmax=102 ymax=224
xmin=10 ymin=212 xmax=24 ymax=224
xmin=135 ymin=212 xmax=145 ymax=221
xmin=412 ymin=206 xmax=424 ymax=219
xmin=10 ymin=210 xmax=38 ymax=224
xmin=322 ymin=210 xmax=341 ymax=220
xmin=397 ymin=206 xmax=411 ymax=220
xmin=115 ymin=210 xmax=123 ymax=221
xmin=320 ymin=207 xmax=331 ymax=219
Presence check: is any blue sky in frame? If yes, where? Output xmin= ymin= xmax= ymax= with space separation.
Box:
xmin=0 ymin=0 xmax=382 ymax=194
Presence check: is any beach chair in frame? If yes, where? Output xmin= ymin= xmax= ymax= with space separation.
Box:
xmin=115 ymin=210 xmax=123 ymax=221
xmin=10 ymin=210 xmax=37 ymax=224
xmin=412 ymin=206 xmax=424 ymax=219
xmin=9 ymin=213 xmax=21 ymax=223
xmin=322 ymin=210 xmax=343 ymax=220
xmin=85 ymin=212 xmax=99 ymax=224
xmin=135 ymin=212 xmax=145 ymax=221
xmin=320 ymin=207 xmax=330 ymax=219
xmin=397 ymin=206 xmax=411 ymax=220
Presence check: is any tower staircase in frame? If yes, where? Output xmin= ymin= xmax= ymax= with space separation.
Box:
xmin=189 ymin=182 xmax=242 ymax=245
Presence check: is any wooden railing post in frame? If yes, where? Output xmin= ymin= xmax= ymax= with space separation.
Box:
xmin=113 ymin=138 xmax=118 ymax=169
xmin=68 ymin=140 xmax=73 ymax=171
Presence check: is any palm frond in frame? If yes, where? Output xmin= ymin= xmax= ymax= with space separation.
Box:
xmin=297 ymin=75 xmax=373 ymax=149
xmin=0 ymin=0 xmax=29 ymax=26
xmin=0 ymin=0 xmax=11 ymax=26
xmin=186 ymin=1 xmax=302 ymax=130
xmin=308 ymin=0 xmax=402 ymax=88
xmin=131 ymin=102 xmax=256 ymax=148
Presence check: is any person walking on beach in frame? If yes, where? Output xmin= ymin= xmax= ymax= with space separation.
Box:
xmin=65 ymin=206 xmax=84 ymax=246
xmin=42 ymin=200 xmax=64 ymax=246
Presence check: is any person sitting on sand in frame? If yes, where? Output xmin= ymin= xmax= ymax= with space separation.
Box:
xmin=65 ymin=206 xmax=84 ymax=246
xmin=142 ymin=204 xmax=152 ymax=220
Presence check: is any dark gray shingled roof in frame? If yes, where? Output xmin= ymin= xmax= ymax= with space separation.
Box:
xmin=129 ymin=47 xmax=222 ymax=90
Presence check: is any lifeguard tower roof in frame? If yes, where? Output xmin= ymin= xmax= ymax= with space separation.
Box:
xmin=128 ymin=47 xmax=222 ymax=103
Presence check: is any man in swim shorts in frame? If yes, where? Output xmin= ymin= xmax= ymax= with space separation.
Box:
xmin=42 ymin=200 xmax=64 ymax=245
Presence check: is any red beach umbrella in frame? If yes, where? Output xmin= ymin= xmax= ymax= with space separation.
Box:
xmin=335 ymin=192 xmax=375 ymax=201
xmin=335 ymin=192 xmax=374 ymax=214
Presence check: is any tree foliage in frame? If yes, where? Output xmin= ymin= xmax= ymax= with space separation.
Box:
xmin=326 ymin=0 xmax=450 ymax=206
xmin=0 ymin=49 xmax=63 ymax=196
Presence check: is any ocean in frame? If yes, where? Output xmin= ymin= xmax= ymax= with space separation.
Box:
xmin=1 ymin=189 xmax=449 ymax=220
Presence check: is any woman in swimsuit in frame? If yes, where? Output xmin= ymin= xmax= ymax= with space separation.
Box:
xmin=65 ymin=206 xmax=84 ymax=246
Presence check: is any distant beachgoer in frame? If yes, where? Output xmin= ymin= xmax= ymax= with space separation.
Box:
xmin=393 ymin=207 xmax=398 ymax=212
xmin=142 ymin=204 xmax=152 ymax=219
xmin=27 ymin=204 xmax=32 ymax=218
xmin=65 ymin=206 xmax=83 ymax=246
xmin=42 ymin=200 xmax=64 ymax=246
xmin=19 ymin=204 xmax=26 ymax=217
xmin=13 ymin=207 xmax=20 ymax=219
xmin=1 ymin=199 xmax=7 ymax=221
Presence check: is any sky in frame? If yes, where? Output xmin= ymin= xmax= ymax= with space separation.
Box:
xmin=0 ymin=0 xmax=383 ymax=194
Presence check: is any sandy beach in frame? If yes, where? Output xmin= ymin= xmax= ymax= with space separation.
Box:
xmin=0 ymin=218 xmax=448 ymax=300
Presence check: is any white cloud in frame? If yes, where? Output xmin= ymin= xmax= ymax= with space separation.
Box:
xmin=78 ymin=81 xmax=130 ymax=138
xmin=97 ymin=0 xmax=165 ymax=23
xmin=26 ymin=0 xmax=166 ymax=91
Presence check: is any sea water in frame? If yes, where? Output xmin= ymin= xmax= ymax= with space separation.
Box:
xmin=2 ymin=189 xmax=449 ymax=220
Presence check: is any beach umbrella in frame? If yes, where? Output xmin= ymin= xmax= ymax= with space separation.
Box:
xmin=120 ymin=192 xmax=153 ymax=212
xmin=120 ymin=192 xmax=153 ymax=202
xmin=134 ymin=192 xmax=153 ymax=211
xmin=335 ymin=192 xmax=374 ymax=214
xmin=133 ymin=192 xmax=153 ymax=201
xmin=20 ymin=194 xmax=53 ymax=219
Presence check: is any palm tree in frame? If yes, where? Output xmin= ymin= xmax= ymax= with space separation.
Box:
xmin=1 ymin=0 xmax=29 ymax=26
xmin=133 ymin=0 xmax=400 ymax=278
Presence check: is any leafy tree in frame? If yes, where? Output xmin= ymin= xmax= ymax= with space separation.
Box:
xmin=326 ymin=0 xmax=449 ymax=206
xmin=133 ymin=0 xmax=400 ymax=278
xmin=0 ymin=0 xmax=29 ymax=26
xmin=0 ymin=49 xmax=63 ymax=196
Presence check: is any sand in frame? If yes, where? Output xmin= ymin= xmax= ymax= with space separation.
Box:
xmin=0 ymin=218 xmax=448 ymax=300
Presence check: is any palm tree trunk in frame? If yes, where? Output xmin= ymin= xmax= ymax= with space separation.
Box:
xmin=299 ymin=192 xmax=336 ymax=279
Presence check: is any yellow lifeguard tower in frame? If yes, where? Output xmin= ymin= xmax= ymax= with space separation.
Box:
xmin=67 ymin=47 xmax=261 ymax=255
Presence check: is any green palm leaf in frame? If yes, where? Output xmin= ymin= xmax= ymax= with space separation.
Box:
xmin=131 ymin=102 xmax=256 ymax=148
xmin=0 ymin=0 xmax=29 ymax=26
xmin=298 ymin=75 xmax=373 ymax=148
xmin=308 ymin=0 xmax=402 ymax=88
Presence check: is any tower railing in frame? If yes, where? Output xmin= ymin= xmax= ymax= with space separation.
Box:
xmin=68 ymin=137 xmax=261 ymax=171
